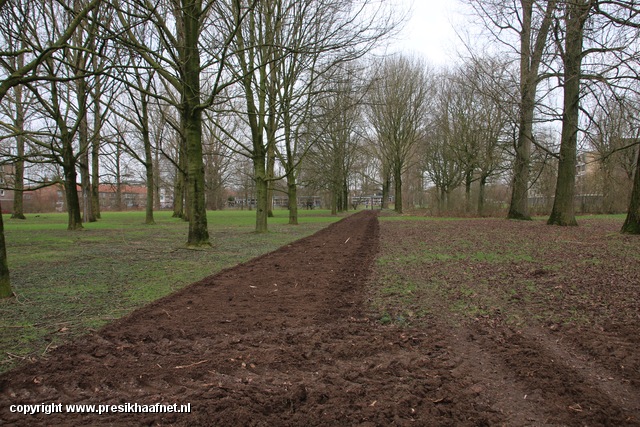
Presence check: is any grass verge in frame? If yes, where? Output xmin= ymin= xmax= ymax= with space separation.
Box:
xmin=0 ymin=209 xmax=345 ymax=374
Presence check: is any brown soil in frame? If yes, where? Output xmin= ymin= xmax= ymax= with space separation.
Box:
xmin=1 ymin=211 xmax=639 ymax=426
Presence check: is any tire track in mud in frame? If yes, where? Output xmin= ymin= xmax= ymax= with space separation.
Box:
xmin=369 ymin=216 xmax=640 ymax=427
xmin=468 ymin=321 xmax=640 ymax=426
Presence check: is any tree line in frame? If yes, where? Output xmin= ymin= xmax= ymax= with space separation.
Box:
xmin=2 ymin=0 xmax=640 ymax=299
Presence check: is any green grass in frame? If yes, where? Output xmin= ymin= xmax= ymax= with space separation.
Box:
xmin=0 ymin=208 xmax=345 ymax=374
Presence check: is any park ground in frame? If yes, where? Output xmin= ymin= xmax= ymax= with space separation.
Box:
xmin=1 ymin=210 xmax=639 ymax=426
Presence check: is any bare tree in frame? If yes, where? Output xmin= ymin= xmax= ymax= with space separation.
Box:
xmin=111 ymin=0 xmax=254 ymax=245
xmin=585 ymin=97 xmax=639 ymax=213
xmin=467 ymin=0 xmax=558 ymax=220
xmin=0 ymin=0 xmax=101 ymax=297
xmin=367 ymin=55 xmax=430 ymax=214
xmin=547 ymin=1 xmax=595 ymax=225
xmin=227 ymin=0 xmax=398 ymax=231
xmin=109 ymin=60 xmax=159 ymax=224
xmin=423 ymin=72 xmax=464 ymax=212
xmin=202 ymin=112 xmax=234 ymax=211
xmin=305 ymin=66 xmax=366 ymax=215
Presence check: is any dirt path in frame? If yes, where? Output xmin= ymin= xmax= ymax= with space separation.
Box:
xmin=1 ymin=212 xmax=639 ymax=426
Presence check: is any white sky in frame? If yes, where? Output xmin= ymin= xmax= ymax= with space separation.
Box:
xmin=385 ymin=0 xmax=471 ymax=66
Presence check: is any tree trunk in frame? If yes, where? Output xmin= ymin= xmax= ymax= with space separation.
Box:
xmin=331 ymin=183 xmax=338 ymax=216
xmin=508 ymin=0 xmax=557 ymax=221
xmin=115 ymin=143 xmax=123 ymax=212
xmin=342 ymin=179 xmax=349 ymax=212
xmin=182 ymin=0 xmax=209 ymax=246
xmin=154 ymin=145 xmax=161 ymax=210
xmin=446 ymin=189 xmax=453 ymax=212
xmin=63 ymin=161 xmax=83 ymax=230
xmin=91 ymin=139 xmax=101 ymax=219
xmin=381 ymin=167 xmax=390 ymax=209
xmin=77 ymin=75 xmax=95 ymax=223
xmin=0 ymin=202 xmax=11 ymax=298
xmin=478 ymin=174 xmax=488 ymax=217
xmin=621 ymin=143 xmax=640 ymax=234
xmin=173 ymin=171 xmax=185 ymax=218
xmin=601 ymin=162 xmax=615 ymax=213
xmin=91 ymin=70 xmax=102 ymax=220
xmin=439 ymin=187 xmax=447 ymax=213
xmin=173 ymin=143 xmax=186 ymax=218
xmin=464 ymin=169 xmax=473 ymax=214
xmin=266 ymin=130 xmax=276 ymax=218
xmin=548 ymin=0 xmax=588 ymax=227
xmin=394 ymin=166 xmax=403 ymax=214
xmin=184 ymin=112 xmax=209 ymax=244
xmin=287 ymin=175 xmax=298 ymax=225
xmin=79 ymin=135 xmax=94 ymax=222
xmin=254 ymin=154 xmax=269 ymax=232
xmin=145 ymin=164 xmax=155 ymax=225
xmin=141 ymin=91 xmax=155 ymax=225
xmin=11 ymin=79 xmax=25 ymax=220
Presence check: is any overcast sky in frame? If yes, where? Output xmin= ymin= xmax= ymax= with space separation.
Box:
xmin=385 ymin=0 xmax=472 ymax=65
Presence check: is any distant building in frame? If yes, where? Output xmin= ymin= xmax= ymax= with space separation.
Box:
xmin=0 ymin=182 xmax=149 ymax=214
xmin=97 ymin=184 xmax=147 ymax=211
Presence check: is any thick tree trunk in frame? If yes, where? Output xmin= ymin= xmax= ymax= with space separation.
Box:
xmin=508 ymin=85 xmax=535 ymax=220
xmin=394 ymin=167 xmax=403 ymax=214
xmin=381 ymin=167 xmax=390 ymax=209
xmin=11 ymin=160 xmax=25 ymax=219
xmin=621 ymin=144 xmax=640 ymax=234
xmin=548 ymin=1 xmax=587 ymax=227
xmin=185 ymin=113 xmax=209 ymax=245
xmin=439 ymin=187 xmax=447 ymax=213
xmin=0 ymin=201 xmax=11 ymax=298
xmin=172 ymin=172 xmax=184 ymax=218
xmin=287 ymin=175 xmax=298 ymax=225
xmin=183 ymin=0 xmax=209 ymax=246
xmin=63 ymin=163 xmax=83 ymax=230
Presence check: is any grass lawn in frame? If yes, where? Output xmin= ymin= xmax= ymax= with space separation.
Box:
xmin=0 ymin=208 xmax=345 ymax=374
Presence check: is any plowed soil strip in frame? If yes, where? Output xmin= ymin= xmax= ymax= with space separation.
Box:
xmin=7 ymin=212 xmax=638 ymax=426
xmin=2 ymin=211 xmax=441 ymax=426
